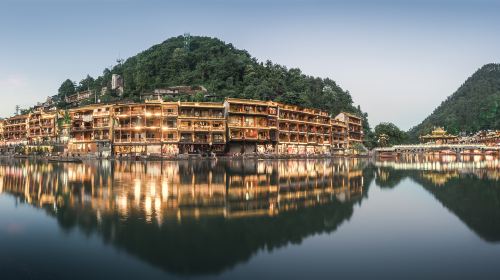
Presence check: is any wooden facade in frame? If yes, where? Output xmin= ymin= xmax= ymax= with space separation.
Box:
xmin=27 ymin=109 xmax=57 ymax=143
xmin=334 ymin=112 xmax=363 ymax=149
xmin=277 ymin=103 xmax=331 ymax=155
xmin=3 ymin=114 xmax=29 ymax=145
xmin=177 ymin=102 xmax=226 ymax=154
xmin=224 ymin=98 xmax=278 ymax=154
xmin=68 ymin=104 xmax=113 ymax=155
xmin=1 ymin=99 xmax=366 ymax=156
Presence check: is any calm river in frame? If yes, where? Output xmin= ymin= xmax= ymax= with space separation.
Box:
xmin=0 ymin=158 xmax=499 ymax=279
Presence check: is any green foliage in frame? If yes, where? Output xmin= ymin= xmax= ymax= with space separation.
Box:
xmin=76 ymin=75 xmax=95 ymax=92
xmin=409 ymin=64 xmax=500 ymax=141
xmin=374 ymin=122 xmax=409 ymax=147
xmin=58 ymin=79 xmax=76 ymax=98
xmin=57 ymin=35 xmax=370 ymax=135
xmin=20 ymin=108 xmax=31 ymax=115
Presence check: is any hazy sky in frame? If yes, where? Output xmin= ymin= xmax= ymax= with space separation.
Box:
xmin=0 ymin=0 xmax=499 ymax=129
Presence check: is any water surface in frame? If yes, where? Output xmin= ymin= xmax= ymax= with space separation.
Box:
xmin=0 ymin=158 xmax=499 ymax=279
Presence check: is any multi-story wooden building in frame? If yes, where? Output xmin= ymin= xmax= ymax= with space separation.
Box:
xmin=113 ymin=102 xmax=160 ymax=156
xmin=3 ymin=114 xmax=29 ymax=145
xmin=225 ymin=98 xmax=278 ymax=154
xmin=67 ymin=104 xmax=113 ymax=155
xmin=331 ymin=119 xmax=348 ymax=152
xmin=177 ymin=102 xmax=226 ymax=154
xmin=479 ymin=131 xmax=500 ymax=146
xmin=334 ymin=112 xmax=364 ymax=149
xmin=161 ymin=102 xmax=179 ymax=155
xmin=276 ymin=103 xmax=331 ymax=155
xmin=92 ymin=105 xmax=113 ymax=146
xmin=0 ymin=99 xmax=366 ymax=156
xmin=69 ymin=106 xmax=96 ymax=154
xmin=0 ymin=119 xmax=4 ymax=148
xmin=27 ymin=109 xmax=58 ymax=144
xmin=112 ymin=101 xmax=180 ymax=156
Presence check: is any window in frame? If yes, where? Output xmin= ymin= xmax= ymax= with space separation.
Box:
xmin=229 ymin=116 xmax=241 ymax=125
xmin=165 ymin=120 xmax=176 ymax=128
xmin=245 ymin=117 xmax=254 ymax=127
xmin=213 ymin=133 xmax=224 ymax=142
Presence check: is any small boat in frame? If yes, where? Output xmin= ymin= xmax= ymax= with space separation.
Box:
xmin=47 ymin=157 xmax=83 ymax=163
xmin=13 ymin=154 xmax=29 ymax=159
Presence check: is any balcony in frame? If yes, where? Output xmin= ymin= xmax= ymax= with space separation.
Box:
xmin=71 ymin=126 xmax=93 ymax=131
xmin=163 ymin=109 xmax=178 ymax=116
xmin=93 ymin=124 xmax=111 ymax=129
xmin=180 ymin=136 xmax=193 ymax=143
xmin=229 ymin=105 xmax=269 ymax=115
xmin=71 ymin=137 xmax=94 ymax=142
xmin=194 ymin=136 xmax=210 ymax=144
xmin=211 ymin=124 xmax=225 ymax=131
xmin=130 ymin=109 xmax=145 ymax=116
xmin=279 ymin=134 xmax=290 ymax=142
xmin=93 ymin=111 xmax=110 ymax=117
xmin=145 ymin=137 xmax=162 ymax=142
xmin=348 ymin=118 xmax=362 ymax=124
xmin=230 ymin=131 xmax=243 ymax=140
xmin=212 ymin=134 xmax=225 ymax=143
xmin=193 ymin=125 xmax=210 ymax=131
xmin=178 ymin=125 xmax=193 ymax=131
xmin=94 ymin=135 xmax=110 ymax=141
xmin=257 ymin=133 xmax=269 ymax=141
xmin=114 ymin=138 xmax=131 ymax=143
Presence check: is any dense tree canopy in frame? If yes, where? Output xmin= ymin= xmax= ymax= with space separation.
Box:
xmin=57 ymin=35 xmax=371 ymax=142
xmin=58 ymin=79 xmax=76 ymax=98
xmin=408 ymin=63 xmax=500 ymax=141
xmin=374 ymin=122 xmax=408 ymax=147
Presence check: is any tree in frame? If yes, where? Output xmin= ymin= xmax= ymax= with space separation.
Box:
xmin=58 ymin=35 xmax=370 ymax=135
xmin=76 ymin=75 xmax=95 ymax=92
xmin=409 ymin=63 xmax=500 ymax=141
xmin=58 ymin=79 xmax=76 ymax=98
xmin=374 ymin=122 xmax=408 ymax=147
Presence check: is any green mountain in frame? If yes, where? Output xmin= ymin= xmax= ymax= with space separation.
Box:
xmin=58 ymin=35 xmax=371 ymax=136
xmin=409 ymin=63 xmax=500 ymax=139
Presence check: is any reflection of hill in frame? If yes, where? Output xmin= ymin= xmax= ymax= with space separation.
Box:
xmin=414 ymin=174 xmax=500 ymax=242
xmin=375 ymin=160 xmax=500 ymax=243
xmin=0 ymin=158 xmax=367 ymax=276
xmin=49 ymin=198 xmax=356 ymax=275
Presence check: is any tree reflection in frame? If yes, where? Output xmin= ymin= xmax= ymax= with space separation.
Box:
xmin=374 ymin=159 xmax=500 ymax=242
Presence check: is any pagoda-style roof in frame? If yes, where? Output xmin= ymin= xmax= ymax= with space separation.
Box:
xmin=420 ymin=127 xmax=458 ymax=140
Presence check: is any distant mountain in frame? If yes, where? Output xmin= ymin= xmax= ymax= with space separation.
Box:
xmin=59 ymin=35 xmax=371 ymax=134
xmin=409 ymin=63 xmax=500 ymax=140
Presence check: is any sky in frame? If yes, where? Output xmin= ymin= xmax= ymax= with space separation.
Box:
xmin=0 ymin=0 xmax=499 ymax=130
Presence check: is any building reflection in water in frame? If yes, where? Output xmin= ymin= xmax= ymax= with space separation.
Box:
xmin=375 ymin=158 xmax=500 ymax=184
xmin=0 ymin=159 xmax=366 ymax=224
xmin=0 ymin=158 xmax=368 ymax=276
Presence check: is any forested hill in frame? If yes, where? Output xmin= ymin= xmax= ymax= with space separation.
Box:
xmin=408 ymin=63 xmax=500 ymax=139
xmin=59 ymin=35 xmax=370 ymax=133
